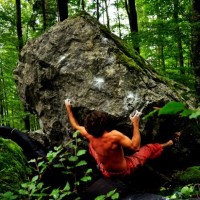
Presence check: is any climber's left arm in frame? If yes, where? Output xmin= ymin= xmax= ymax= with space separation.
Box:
xmin=64 ymin=99 xmax=89 ymax=138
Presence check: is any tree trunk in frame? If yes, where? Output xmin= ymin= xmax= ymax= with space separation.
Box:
xmin=81 ymin=0 xmax=85 ymax=10
xmin=125 ymin=0 xmax=140 ymax=53
xmin=174 ymin=0 xmax=185 ymax=75
xmin=16 ymin=0 xmax=31 ymax=130
xmin=57 ymin=0 xmax=68 ymax=21
xmin=41 ymin=0 xmax=47 ymax=30
xmin=158 ymin=45 xmax=166 ymax=72
xmin=116 ymin=0 xmax=122 ymax=38
xmin=96 ymin=0 xmax=100 ymax=21
xmin=16 ymin=0 xmax=23 ymax=52
xmin=191 ymin=0 xmax=200 ymax=99
xmin=103 ymin=0 xmax=110 ymax=30
xmin=0 ymin=67 xmax=4 ymax=125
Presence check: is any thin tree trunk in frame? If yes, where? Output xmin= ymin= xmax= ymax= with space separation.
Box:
xmin=125 ymin=0 xmax=140 ymax=53
xmin=174 ymin=0 xmax=185 ymax=75
xmin=57 ymin=0 xmax=68 ymax=21
xmin=81 ymin=0 xmax=85 ymax=10
xmin=191 ymin=0 xmax=200 ymax=99
xmin=0 ymin=67 xmax=4 ymax=126
xmin=16 ymin=0 xmax=23 ymax=52
xmin=159 ymin=45 xmax=166 ymax=72
xmin=116 ymin=0 xmax=122 ymax=38
xmin=16 ymin=0 xmax=31 ymax=130
xmin=96 ymin=0 xmax=100 ymax=21
xmin=41 ymin=0 xmax=47 ymax=30
xmin=103 ymin=0 xmax=110 ymax=30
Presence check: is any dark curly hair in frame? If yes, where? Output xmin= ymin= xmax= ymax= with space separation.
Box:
xmin=84 ymin=110 xmax=108 ymax=138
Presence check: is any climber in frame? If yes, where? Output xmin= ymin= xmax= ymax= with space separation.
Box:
xmin=64 ymin=99 xmax=177 ymax=178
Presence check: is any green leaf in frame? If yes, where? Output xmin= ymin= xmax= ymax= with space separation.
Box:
xmin=111 ymin=192 xmax=119 ymax=199
xmin=18 ymin=189 xmax=29 ymax=195
xmin=54 ymin=145 xmax=63 ymax=152
xmin=59 ymin=193 xmax=69 ymax=199
xmin=170 ymin=193 xmax=178 ymax=199
xmin=38 ymin=161 xmax=45 ymax=167
xmin=81 ymin=176 xmax=92 ymax=182
xmin=68 ymin=156 xmax=78 ymax=162
xmin=29 ymin=183 xmax=36 ymax=193
xmin=50 ymin=188 xmax=60 ymax=199
xmin=32 ymin=175 xmax=39 ymax=182
xmin=1 ymin=191 xmax=18 ymax=199
xmin=181 ymin=109 xmax=193 ymax=117
xmin=76 ymin=160 xmax=87 ymax=167
xmin=28 ymin=159 xmax=36 ymax=163
xmin=59 ymin=158 xmax=66 ymax=162
xmin=158 ymin=101 xmax=185 ymax=115
xmin=37 ymin=182 xmax=44 ymax=190
xmin=95 ymin=195 xmax=106 ymax=200
xmin=53 ymin=163 xmax=64 ymax=168
xmin=86 ymin=168 xmax=93 ymax=174
xmin=75 ymin=181 xmax=80 ymax=186
xmin=107 ymin=189 xmax=117 ymax=197
xmin=189 ymin=110 xmax=200 ymax=119
xmin=143 ymin=110 xmax=158 ymax=120
xmin=73 ymin=130 xmax=80 ymax=138
xmin=63 ymin=182 xmax=70 ymax=191
xmin=63 ymin=171 xmax=73 ymax=175
xmin=21 ymin=182 xmax=29 ymax=188
xmin=77 ymin=149 xmax=87 ymax=156
xmin=181 ymin=185 xmax=194 ymax=196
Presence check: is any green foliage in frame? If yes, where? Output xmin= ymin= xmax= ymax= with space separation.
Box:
xmin=136 ymin=0 xmax=195 ymax=89
xmin=167 ymin=184 xmax=200 ymax=199
xmin=144 ymin=101 xmax=200 ymax=120
xmin=176 ymin=166 xmax=200 ymax=184
xmin=0 ymin=132 xmax=120 ymax=199
xmin=0 ymin=133 xmax=93 ymax=199
xmin=94 ymin=189 xmax=119 ymax=200
xmin=0 ymin=137 xmax=32 ymax=193
xmin=158 ymin=101 xmax=186 ymax=115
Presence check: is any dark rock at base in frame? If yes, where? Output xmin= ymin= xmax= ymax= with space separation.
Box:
xmin=122 ymin=193 xmax=167 ymax=200
xmin=83 ymin=177 xmax=168 ymax=200
xmin=0 ymin=126 xmax=48 ymax=160
xmin=82 ymin=177 xmax=127 ymax=199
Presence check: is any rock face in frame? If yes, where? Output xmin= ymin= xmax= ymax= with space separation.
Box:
xmin=14 ymin=12 xmax=194 ymax=146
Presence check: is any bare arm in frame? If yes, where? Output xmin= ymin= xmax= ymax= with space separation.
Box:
xmin=64 ymin=99 xmax=88 ymax=138
xmin=129 ymin=111 xmax=141 ymax=151
xmin=114 ymin=110 xmax=142 ymax=151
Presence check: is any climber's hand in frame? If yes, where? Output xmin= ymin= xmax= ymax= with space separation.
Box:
xmin=65 ymin=98 xmax=71 ymax=107
xmin=129 ymin=110 xmax=142 ymax=125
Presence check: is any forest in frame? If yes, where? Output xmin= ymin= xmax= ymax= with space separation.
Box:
xmin=0 ymin=0 xmax=200 ymax=199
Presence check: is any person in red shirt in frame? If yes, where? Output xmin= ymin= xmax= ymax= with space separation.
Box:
xmin=65 ymin=99 xmax=175 ymax=178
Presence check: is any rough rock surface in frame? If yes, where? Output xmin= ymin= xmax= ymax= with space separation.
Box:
xmin=14 ymin=12 xmax=195 ymax=147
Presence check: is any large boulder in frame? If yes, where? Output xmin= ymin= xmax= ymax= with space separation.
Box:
xmin=14 ymin=12 xmax=195 ymax=148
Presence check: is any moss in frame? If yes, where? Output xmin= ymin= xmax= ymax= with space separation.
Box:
xmin=0 ymin=137 xmax=32 ymax=193
xmin=176 ymin=166 xmax=200 ymax=184
xmin=75 ymin=11 xmax=146 ymax=69
xmin=116 ymin=52 xmax=142 ymax=71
